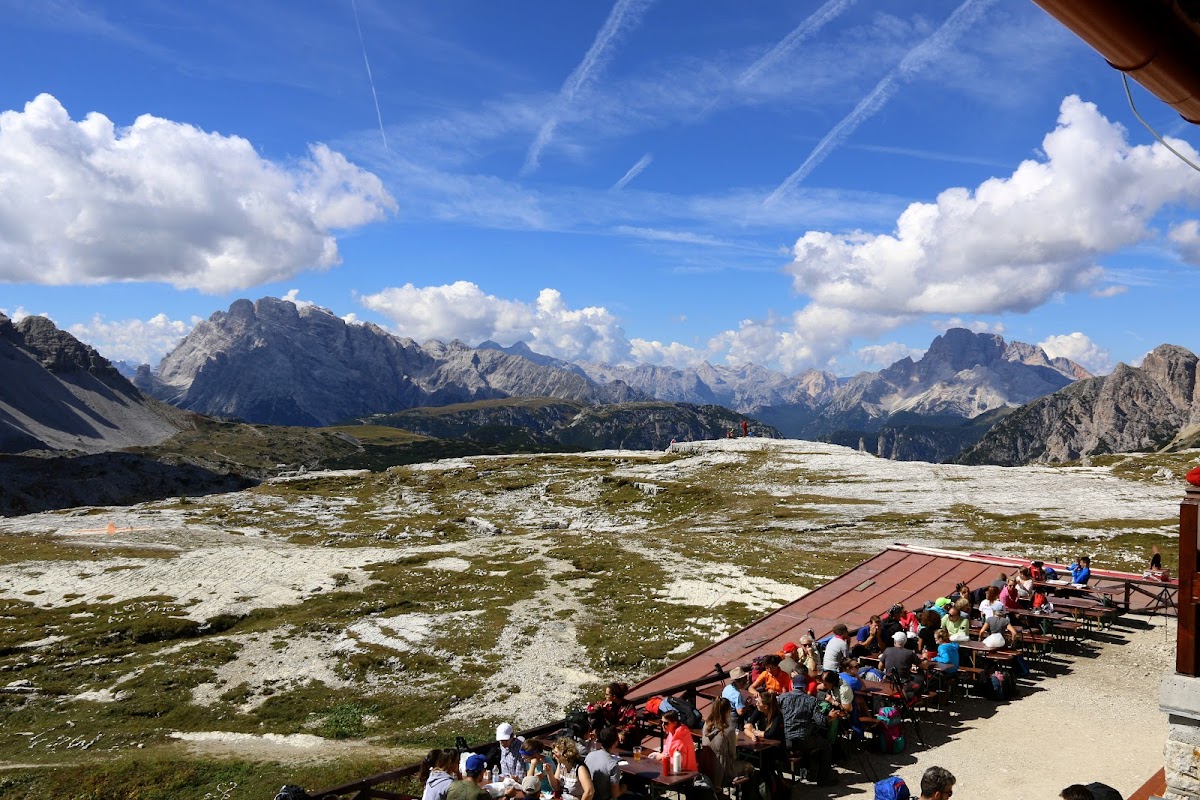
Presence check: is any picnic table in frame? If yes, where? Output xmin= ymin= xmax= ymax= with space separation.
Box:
xmin=617 ymin=751 xmax=698 ymax=799
xmin=956 ymin=639 xmax=1016 ymax=668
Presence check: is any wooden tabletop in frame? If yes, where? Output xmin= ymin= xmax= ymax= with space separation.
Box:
xmin=617 ymin=757 xmax=698 ymax=787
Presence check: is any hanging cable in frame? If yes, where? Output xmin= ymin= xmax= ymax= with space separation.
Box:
xmin=1122 ymin=73 xmax=1200 ymax=173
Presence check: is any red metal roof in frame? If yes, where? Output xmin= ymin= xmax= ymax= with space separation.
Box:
xmin=629 ymin=544 xmax=1176 ymax=700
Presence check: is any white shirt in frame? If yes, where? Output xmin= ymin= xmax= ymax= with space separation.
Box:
xmin=979 ymin=599 xmax=1005 ymax=620
xmin=822 ymin=636 xmax=848 ymax=671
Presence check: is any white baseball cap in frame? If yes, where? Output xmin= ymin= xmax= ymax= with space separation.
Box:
xmin=497 ymin=722 xmax=515 ymax=740
xmin=892 ymin=632 xmax=907 ymax=646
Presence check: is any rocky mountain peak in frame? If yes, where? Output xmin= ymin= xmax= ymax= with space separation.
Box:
xmin=922 ymin=328 xmax=1006 ymax=374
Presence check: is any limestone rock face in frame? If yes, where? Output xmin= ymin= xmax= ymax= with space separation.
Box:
xmin=151 ymin=298 xmax=645 ymax=426
xmin=960 ymin=344 xmax=1200 ymax=465
xmin=0 ymin=314 xmax=188 ymax=454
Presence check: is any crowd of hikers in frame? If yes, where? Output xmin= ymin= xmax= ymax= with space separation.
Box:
xmin=413 ymin=556 xmax=1121 ymax=800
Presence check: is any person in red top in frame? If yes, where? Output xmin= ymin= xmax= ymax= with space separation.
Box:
xmin=749 ymin=655 xmax=793 ymax=696
xmin=651 ymin=711 xmax=698 ymax=772
xmin=741 ymin=419 xmax=748 ymax=437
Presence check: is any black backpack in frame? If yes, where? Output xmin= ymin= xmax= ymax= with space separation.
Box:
xmin=662 ymin=695 xmax=703 ymax=729
xmin=275 ymin=787 xmax=308 ymax=800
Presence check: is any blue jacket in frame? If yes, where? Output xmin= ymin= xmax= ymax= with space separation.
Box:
xmin=1070 ymin=564 xmax=1091 ymax=585
xmin=931 ymin=642 xmax=959 ymax=673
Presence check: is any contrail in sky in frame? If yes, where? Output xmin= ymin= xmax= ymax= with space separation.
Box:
xmin=523 ymin=0 xmax=655 ymax=174
xmin=737 ymin=0 xmax=857 ymax=88
xmin=612 ymin=153 xmax=653 ymax=190
xmin=763 ymin=0 xmax=996 ymax=206
xmin=350 ymin=0 xmax=388 ymax=149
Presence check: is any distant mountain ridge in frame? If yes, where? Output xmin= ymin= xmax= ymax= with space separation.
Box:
xmin=0 ymin=313 xmax=189 ymax=454
xmin=365 ymin=397 xmax=776 ymax=451
xmin=142 ymin=297 xmax=645 ymax=426
xmin=130 ymin=300 xmax=1091 ymax=462
xmin=959 ymin=343 xmax=1200 ymax=465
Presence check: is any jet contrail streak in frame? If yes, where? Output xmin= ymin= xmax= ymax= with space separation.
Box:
xmin=737 ymin=0 xmax=857 ymax=88
xmin=764 ymin=0 xmax=996 ymax=206
xmin=350 ymin=0 xmax=388 ymax=150
xmin=523 ymin=0 xmax=654 ymax=174
xmin=612 ymin=153 xmax=653 ymax=190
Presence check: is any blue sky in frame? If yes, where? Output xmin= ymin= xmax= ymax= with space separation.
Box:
xmin=2 ymin=0 xmax=1199 ymax=376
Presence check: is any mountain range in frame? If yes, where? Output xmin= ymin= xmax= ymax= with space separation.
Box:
xmin=13 ymin=295 xmax=1200 ymax=471
xmin=960 ymin=343 xmax=1200 ymax=465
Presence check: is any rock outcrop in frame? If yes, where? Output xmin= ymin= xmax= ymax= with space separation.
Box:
xmin=960 ymin=344 xmax=1200 ymax=465
xmin=147 ymin=298 xmax=644 ymax=426
xmin=0 ymin=314 xmax=189 ymax=454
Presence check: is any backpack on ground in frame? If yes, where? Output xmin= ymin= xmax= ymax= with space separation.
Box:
xmin=874 ymin=706 xmax=905 ymax=755
xmin=874 ymin=776 xmax=911 ymax=800
xmin=660 ymin=695 xmax=703 ymax=729
xmin=980 ymin=670 xmax=1016 ymax=701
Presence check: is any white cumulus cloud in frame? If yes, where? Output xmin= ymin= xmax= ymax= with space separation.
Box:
xmin=857 ymin=342 xmax=926 ymax=367
xmin=0 ymin=306 xmax=36 ymax=322
xmin=1038 ymin=332 xmax=1112 ymax=375
xmin=779 ymin=95 xmax=1200 ymax=366
xmin=0 ymin=94 xmax=396 ymax=293
xmin=360 ymin=282 xmax=636 ymax=364
xmin=1170 ymin=220 xmax=1200 ymax=263
xmin=68 ymin=313 xmax=200 ymax=366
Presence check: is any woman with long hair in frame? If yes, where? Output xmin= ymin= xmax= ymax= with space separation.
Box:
xmin=702 ymin=698 xmax=757 ymax=798
xmin=420 ymin=748 xmax=458 ymax=800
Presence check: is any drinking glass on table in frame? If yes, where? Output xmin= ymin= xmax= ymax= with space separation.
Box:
xmin=633 ymin=746 xmax=642 ymax=760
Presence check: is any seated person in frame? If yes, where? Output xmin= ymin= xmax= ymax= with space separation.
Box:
xmin=880 ymin=631 xmax=925 ymax=676
xmin=721 ymin=666 xmax=751 ymax=723
xmin=990 ymin=573 xmax=1009 ymax=591
xmin=916 ymin=610 xmax=940 ymax=658
xmin=822 ymin=624 xmax=850 ymax=671
xmin=797 ymin=636 xmax=820 ymax=675
xmin=585 ymin=726 xmax=625 ymax=800
xmin=1016 ymin=567 xmax=1034 ymax=603
xmin=778 ymin=687 xmax=838 ymax=786
xmin=818 ymin=670 xmax=853 ymax=719
xmin=1070 ymin=555 xmax=1091 ymax=586
xmin=1031 ymin=560 xmax=1047 ymax=582
xmin=700 ymin=698 xmax=754 ymax=793
xmin=778 ymin=642 xmax=801 ymax=674
xmin=929 ymin=628 xmax=959 ymax=673
xmin=749 ymin=654 xmax=793 ymax=696
xmin=522 ymin=740 xmax=557 ymax=793
xmin=790 ymin=662 xmax=818 ymax=696
xmin=587 ymin=683 xmax=639 ymax=747
xmin=891 ymin=603 xmax=919 ymax=636
xmin=852 ymin=616 xmax=885 ymax=656
xmin=979 ymin=606 xmax=1019 ymax=647
xmin=940 ymin=604 xmax=970 ymax=641
xmin=548 ymin=738 xmax=595 ymax=800
xmin=999 ymin=577 xmax=1022 ymax=610
xmin=979 ymin=586 xmax=1005 ymax=620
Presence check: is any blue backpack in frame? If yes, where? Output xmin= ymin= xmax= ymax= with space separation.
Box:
xmin=874 ymin=777 xmax=911 ymax=800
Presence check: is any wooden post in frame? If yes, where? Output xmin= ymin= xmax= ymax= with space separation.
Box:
xmin=1179 ymin=483 xmax=1200 ymax=675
